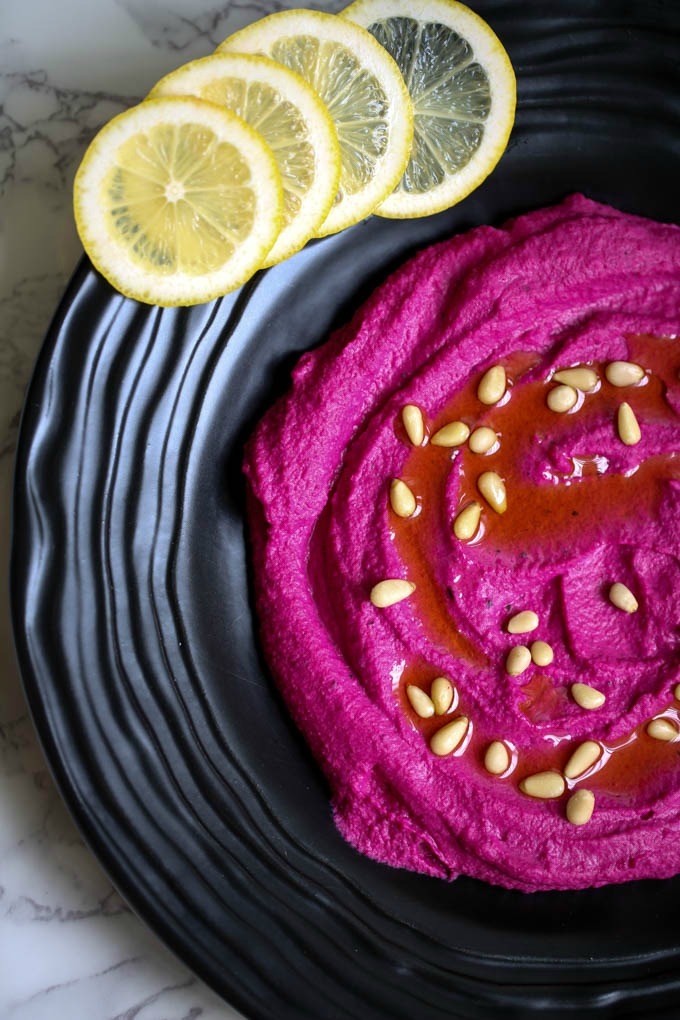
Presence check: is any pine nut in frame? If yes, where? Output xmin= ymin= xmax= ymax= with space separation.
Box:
xmin=609 ymin=582 xmax=638 ymax=613
xmin=530 ymin=640 xmax=554 ymax=666
xmin=674 ymin=684 xmax=680 ymax=701
xmin=520 ymin=771 xmax=565 ymax=799
xmin=566 ymin=789 xmax=595 ymax=825
xmin=402 ymin=404 xmax=424 ymax=446
xmin=477 ymin=471 xmax=507 ymax=514
xmin=647 ymin=718 xmax=678 ymax=742
xmin=389 ymin=478 xmax=416 ymax=518
xmin=506 ymin=645 xmax=531 ymax=676
xmin=571 ymin=683 xmax=606 ymax=710
xmin=478 ymin=365 xmax=506 ymax=405
xmin=469 ymin=426 xmax=498 ymax=454
xmin=507 ymin=610 xmax=539 ymax=634
xmin=553 ymin=367 xmax=598 ymax=391
xmin=431 ymin=677 xmax=454 ymax=715
xmin=547 ymin=384 xmax=578 ymax=413
xmin=370 ymin=579 xmax=416 ymax=608
xmin=564 ymin=740 xmax=601 ymax=779
xmin=484 ymin=741 xmax=510 ymax=775
xmin=431 ymin=421 xmax=470 ymax=447
xmin=430 ymin=716 xmax=469 ymax=756
xmin=617 ymin=402 xmax=641 ymax=445
xmin=453 ymin=501 xmax=482 ymax=540
xmin=406 ymin=685 xmax=435 ymax=719
xmin=605 ymin=361 xmax=645 ymax=387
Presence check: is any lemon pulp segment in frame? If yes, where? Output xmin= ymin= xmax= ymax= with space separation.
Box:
xmin=107 ymin=123 xmax=255 ymax=273
xmin=269 ymin=36 xmax=387 ymax=198
xmin=373 ymin=17 xmax=491 ymax=189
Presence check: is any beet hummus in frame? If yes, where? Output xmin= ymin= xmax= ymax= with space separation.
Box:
xmin=244 ymin=195 xmax=680 ymax=892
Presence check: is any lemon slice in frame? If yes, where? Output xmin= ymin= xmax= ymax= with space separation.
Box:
xmin=73 ymin=96 xmax=283 ymax=306
xmin=218 ymin=9 xmax=413 ymax=236
xmin=149 ymin=53 xmax=340 ymax=267
xmin=342 ymin=0 xmax=516 ymax=218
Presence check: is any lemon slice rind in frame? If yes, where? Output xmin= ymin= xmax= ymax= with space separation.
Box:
xmin=218 ymin=8 xmax=414 ymax=236
xmin=74 ymin=96 xmax=283 ymax=306
xmin=148 ymin=53 xmax=341 ymax=267
xmin=342 ymin=0 xmax=516 ymax=218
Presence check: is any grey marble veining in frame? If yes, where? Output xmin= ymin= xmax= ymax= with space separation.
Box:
xmin=118 ymin=0 xmax=346 ymax=52
xmin=0 ymin=1 xmax=337 ymax=1016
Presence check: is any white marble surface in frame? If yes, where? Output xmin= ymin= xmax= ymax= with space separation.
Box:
xmin=0 ymin=1 xmax=341 ymax=1017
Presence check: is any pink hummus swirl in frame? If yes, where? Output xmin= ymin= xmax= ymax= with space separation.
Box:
xmin=244 ymin=195 xmax=680 ymax=891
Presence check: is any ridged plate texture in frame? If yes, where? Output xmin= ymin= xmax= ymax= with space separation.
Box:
xmin=11 ymin=3 xmax=680 ymax=1017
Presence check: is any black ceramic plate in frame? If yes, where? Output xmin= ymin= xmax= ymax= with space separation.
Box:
xmin=11 ymin=3 xmax=680 ymax=1018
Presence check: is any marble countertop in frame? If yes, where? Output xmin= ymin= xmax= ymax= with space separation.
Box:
xmin=0 ymin=1 xmax=338 ymax=1016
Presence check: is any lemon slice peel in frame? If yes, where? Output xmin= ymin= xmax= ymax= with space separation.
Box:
xmin=73 ymin=96 xmax=283 ymax=306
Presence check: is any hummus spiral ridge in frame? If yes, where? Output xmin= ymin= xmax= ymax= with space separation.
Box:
xmin=245 ymin=195 xmax=680 ymax=891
